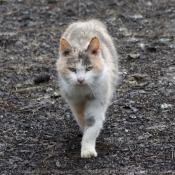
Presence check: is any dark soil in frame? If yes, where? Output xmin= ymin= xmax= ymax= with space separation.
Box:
xmin=0 ymin=0 xmax=175 ymax=174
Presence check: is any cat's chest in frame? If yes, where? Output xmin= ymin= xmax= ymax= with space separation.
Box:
xmin=73 ymin=86 xmax=91 ymax=97
xmin=63 ymin=85 xmax=92 ymax=99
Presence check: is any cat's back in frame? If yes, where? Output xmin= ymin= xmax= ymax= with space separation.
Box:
xmin=62 ymin=20 xmax=112 ymax=50
xmin=63 ymin=19 xmax=107 ymax=40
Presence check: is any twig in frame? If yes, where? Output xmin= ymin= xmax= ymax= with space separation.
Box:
xmin=109 ymin=100 xmax=120 ymax=106
xmin=43 ymin=154 xmax=55 ymax=163
xmin=128 ymin=145 xmax=135 ymax=155
xmin=11 ymin=84 xmax=51 ymax=93
xmin=162 ymin=108 xmax=175 ymax=112
xmin=31 ymin=143 xmax=57 ymax=157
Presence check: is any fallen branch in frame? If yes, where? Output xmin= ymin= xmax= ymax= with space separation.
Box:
xmin=11 ymin=84 xmax=51 ymax=93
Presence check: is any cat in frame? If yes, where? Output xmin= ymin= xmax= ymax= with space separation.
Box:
xmin=56 ymin=19 xmax=118 ymax=158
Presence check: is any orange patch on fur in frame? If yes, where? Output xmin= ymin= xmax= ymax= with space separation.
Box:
xmin=87 ymin=37 xmax=104 ymax=72
xmin=56 ymin=58 xmax=69 ymax=74
xmin=87 ymin=37 xmax=100 ymax=55
xmin=60 ymin=38 xmax=73 ymax=56
xmin=72 ymin=101 xmax=86 ymax=128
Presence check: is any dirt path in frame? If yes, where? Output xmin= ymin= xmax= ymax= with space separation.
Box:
xmin=0 ymin=0 xmax=175 ymax=174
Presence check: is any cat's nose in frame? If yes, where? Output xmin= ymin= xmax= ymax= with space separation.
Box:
xmin=78 ymin=78 xmax=85 ymax=84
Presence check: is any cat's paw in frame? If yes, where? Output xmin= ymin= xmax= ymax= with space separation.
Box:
xmin=81 ymin=148 xmax=97 ymax=158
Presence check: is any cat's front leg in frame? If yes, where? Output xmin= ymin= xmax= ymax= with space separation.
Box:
xmin=81 ymin=101 xmax=106 ymax=158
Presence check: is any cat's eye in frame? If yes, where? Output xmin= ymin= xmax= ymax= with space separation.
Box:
xmin=86 ymin=67 xmax=93 ymax=71
xmin=69 ymin=67 xmax=76 ymax=72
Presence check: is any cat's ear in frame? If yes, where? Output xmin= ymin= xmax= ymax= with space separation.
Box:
xmin=87 ymin=37 xmax=100 ymax=55
xmin=60 ymin=38 xmax=73 ymax=56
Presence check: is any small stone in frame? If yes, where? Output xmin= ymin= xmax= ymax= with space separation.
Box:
xmin=147 ymin=83 xmax=155 ymax=88
xmin=56 ymin=161 xmax=61 ymax=168
xmin=145 ymin=1 xmax=152 ymax=6
xmin=127 ymin=37 xmax=141 ymax=43
xmin=129 ymin=115 xmax=137 ymax=119
xmin=138 ymin=132 xmax=152 ymax=140
xmin=51 ymin=92 xmax=61 ymax=99
xmin=127 ymin=14 xmax=143 ymax=19
xmin=0 ymin=152 xmax=4 ymax=156
xmin=130 ymin=106 xmax=139 ymax=112
xmin=46 ymin=87 xmax=53 ymax=92
xmin=161 ymin=103 xmax=173 ymax=109
xmin=119 ymin=71 xmax=127 ymax=77
xmin=130 ymin=73 xmax=145 ymax=81
xmin=139 ymin=43 xmax=145 ymax=49
xmin=128 ymin=53 xmax=140 ymax=59
xmin=0 ymin=143 xmax=6 ymax=151
xmin=146 ymin=124 xmax=167 ymax=131
xmin=16 ymin=84 xmax=22 ymax=88
xmin=160 ymin=38 xmax=171 ymax=43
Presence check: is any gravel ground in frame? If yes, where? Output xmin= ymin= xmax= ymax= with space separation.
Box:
xmin=0 ymin=0 xmax=175 ymax=174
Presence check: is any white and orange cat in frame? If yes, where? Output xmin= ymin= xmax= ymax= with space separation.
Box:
xmin=56 ymin=19 xmax=118 ymax=158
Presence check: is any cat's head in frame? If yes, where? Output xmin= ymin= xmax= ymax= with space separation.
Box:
xmin=57 ymin=37 xmax=105 ymax=86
